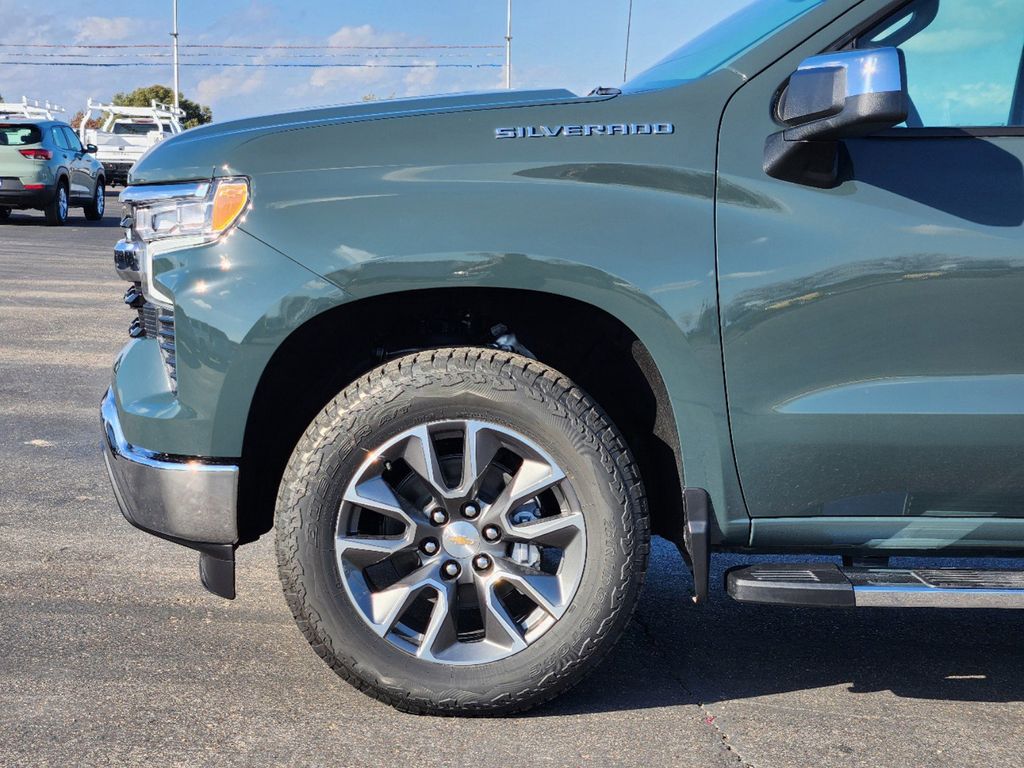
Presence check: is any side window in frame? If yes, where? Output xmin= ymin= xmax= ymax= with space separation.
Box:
xmin=857 ymin=0 xmax=1024 ymax=128
xmin=51 ymin=128 xmax=70 ymax=150
xmin=62 ymin=127 xmax=83 ymax=152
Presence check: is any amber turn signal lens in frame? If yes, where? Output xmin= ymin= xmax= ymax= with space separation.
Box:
xmin=211 ymin=180 xmax=249 ymax=232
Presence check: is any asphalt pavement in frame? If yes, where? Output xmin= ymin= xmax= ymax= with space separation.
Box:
xmin=1 ymin=197 xmax=1022 ymax=767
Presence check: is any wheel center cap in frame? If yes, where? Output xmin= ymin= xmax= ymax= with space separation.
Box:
xmin=442 ymin=521 xmax=480 ymax=558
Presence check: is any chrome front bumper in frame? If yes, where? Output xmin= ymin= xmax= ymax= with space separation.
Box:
xmin=100 ymin=388 xmax=239 ymax=545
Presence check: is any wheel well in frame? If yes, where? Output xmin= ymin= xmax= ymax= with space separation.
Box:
xmin=238 ymin=288 xmax=684 ymax=545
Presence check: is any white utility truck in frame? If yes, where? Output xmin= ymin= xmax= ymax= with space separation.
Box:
xmin=0 ymin=97 xmax=65 ymax=120
xmin=78 ymin=99 xmax=184 ymax=186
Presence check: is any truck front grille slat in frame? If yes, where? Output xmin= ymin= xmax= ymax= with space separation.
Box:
xmin=137 ymin=298 xmax=177 ymax=392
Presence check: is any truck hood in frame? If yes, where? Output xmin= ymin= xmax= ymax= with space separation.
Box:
xmin=129 ymin=88 xmax=614 ymax=185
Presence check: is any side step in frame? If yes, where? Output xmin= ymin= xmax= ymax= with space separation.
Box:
xmin=726 ymin=563 xmax=1024 ymax=608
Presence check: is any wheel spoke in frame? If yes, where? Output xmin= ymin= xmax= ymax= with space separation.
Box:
xmin=507 ymin=511 xmax=584 ymax=547
xmin=480 ymin=458 xmax=566 ymax=527
xmin=336 ymin=532 xmax=413 ymax=567
xmin=493 ymin=559 xmax=566 ymax=619
xmin=476 ymin=578 xmax=528 ymax=653
xmin=457 ymin=422 xmax=504 ymax=496
xmin=401 ymin=425 xmax=451 ymax=497
xmin=416 ymin=579 xmax=459 ymax=661
xmin=344 ymin=475 xmax=417 ymax=528
xmin=368 ymin=565 xmax=440 ymax=635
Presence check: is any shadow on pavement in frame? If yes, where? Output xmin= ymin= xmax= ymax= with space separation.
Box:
xmin=2 ymin=191 xmax=122 ymax=228
xmin=530 ymin=544 xmax=1024 ymax=717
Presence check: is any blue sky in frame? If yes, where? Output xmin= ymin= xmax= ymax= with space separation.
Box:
xmin=0 ymin=0 xmax=749 ymax=121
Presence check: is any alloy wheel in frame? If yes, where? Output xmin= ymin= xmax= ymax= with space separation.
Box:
xmin=335 ymin=420 xmax=586 ymax=665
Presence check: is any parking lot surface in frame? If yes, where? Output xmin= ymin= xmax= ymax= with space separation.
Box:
xmin=2 ymin=198 xmax=1022 ymax=768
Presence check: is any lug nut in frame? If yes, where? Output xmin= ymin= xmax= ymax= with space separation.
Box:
xmin=429 ymin=509 xmax=449 ymax=526
xmin=442 ymin=560 xmax=461 ymax=579
xmin=472 ymin=554 xmax=492 ymax=572
xmin=420 ymin=538 xmax=439 ymax=556
xmin=462 ymin=502 xmax=480 ymax=519
xmin=482 ymin=525 xmax=501 ymax=542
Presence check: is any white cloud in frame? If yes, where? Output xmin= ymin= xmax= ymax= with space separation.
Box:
xmin=273 ymin=23 xmax=501 ymax=107
xmin=401 ymin=60 xmax=440 ymax=96
xmin=75 ymin=16 xmax=144 ymax=44
xmin=306 ymin=25 xmax=424 ymax=95
xmin=195 ymin=69 xmax=265 ymax=104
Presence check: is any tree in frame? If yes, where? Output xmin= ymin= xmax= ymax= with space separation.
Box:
xmin=70 ymin=111 xmax=102 ymax=131
xmin=112 ymin=85 xmax=212 ymax=128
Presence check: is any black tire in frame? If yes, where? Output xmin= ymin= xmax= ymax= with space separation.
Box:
xmin=0 ymin=207 xmax=10 ymax=222
xmin=83 ymin=178 xmax=105 ymax=221
xmin=43 ymin=181 xmax=68 ymax=226
xmin=275 ymin=348 xmax=650 ymax=716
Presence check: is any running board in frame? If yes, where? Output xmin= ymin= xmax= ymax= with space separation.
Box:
xmin=726 ymin=564 xmax=1024 ymax=608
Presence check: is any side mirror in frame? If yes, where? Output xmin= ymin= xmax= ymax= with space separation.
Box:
xmin=764 ymin=47 xmax=908 ymax=188
xmin=85 ymin=144 xmax=98 ymax=154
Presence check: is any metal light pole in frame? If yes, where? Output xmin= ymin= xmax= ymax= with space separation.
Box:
xmin=171 ymin=0 xmax=180 ymax=112
xmin=504 ymin=0 xmax=512 ymax=89
xmin=623 ymin=0 xmax=634 ymax=83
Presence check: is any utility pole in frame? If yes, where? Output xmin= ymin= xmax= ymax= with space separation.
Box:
xmin=171 ymin=0 xmax=180 ymax=112
xmin=623 ymin=0 xmax=634 ymax=83
xmin=505 ymin=0 xmax=512 ymax=89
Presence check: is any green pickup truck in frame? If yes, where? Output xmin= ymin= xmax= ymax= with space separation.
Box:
xmin=102 ymin=0 xmax=1024 ymax=715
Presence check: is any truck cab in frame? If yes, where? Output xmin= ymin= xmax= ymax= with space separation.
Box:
xmin=101 ymin=0 xmax=1024 ymax=715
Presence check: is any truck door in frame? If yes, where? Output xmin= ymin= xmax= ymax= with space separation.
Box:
xmin=716 ymin=0 xmax=1024 ymax=521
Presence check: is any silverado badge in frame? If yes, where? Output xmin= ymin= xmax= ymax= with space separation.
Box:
xmin=495 ymin=123 xmax=674 ymax=139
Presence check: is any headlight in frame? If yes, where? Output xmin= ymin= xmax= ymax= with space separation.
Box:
xmin=122 ymin=177 xmax=250 ymax=245
xmin=118 ymin=177 xmax=249 ymax=306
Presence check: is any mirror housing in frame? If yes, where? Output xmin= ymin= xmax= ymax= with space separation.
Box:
xmin=85 ymin=143 xmax=98 ymax=154
xmin=764 ymin=47 xmax=908 ymax=188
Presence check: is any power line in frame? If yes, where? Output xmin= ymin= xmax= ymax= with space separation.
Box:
xmin=0 ymin=50 xmax=500 ymax=59
xmin=0 ymin=42 xmax=502 ymax=50
xmin=0 ymin=61 xmax=502 ymax=69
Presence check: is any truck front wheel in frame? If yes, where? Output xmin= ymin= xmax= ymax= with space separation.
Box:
xmin=274 ymin=348 xmax=649 ymax=715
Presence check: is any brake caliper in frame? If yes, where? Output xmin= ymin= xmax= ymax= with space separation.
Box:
xmin=509 ymin=502 xmax=542 ymax=568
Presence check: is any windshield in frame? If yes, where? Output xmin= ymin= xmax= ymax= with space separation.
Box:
xmin=623 ymin=0 xmax=826 ymax=92
xmin=0 ymin=124 xmax=42 ymax=145
xmin=113 ymin=122 xmax=160 ymax=135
